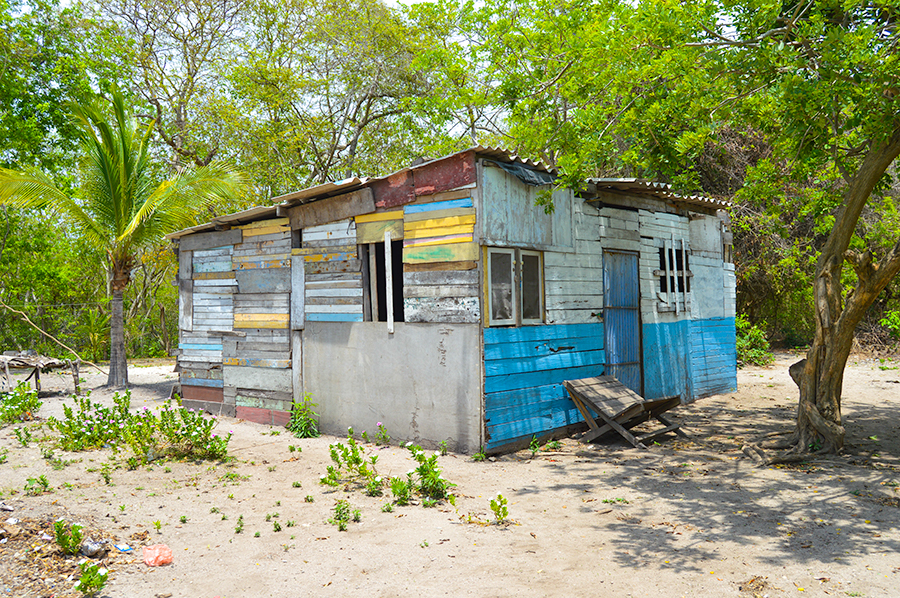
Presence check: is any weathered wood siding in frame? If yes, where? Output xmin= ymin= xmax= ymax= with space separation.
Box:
xmin=480 ymin=165 xmax=573 ymax=250
xmin=217 ymin=218 xmax=295 ymax=424
xmin=483 ymin=323 xmax=605 ymax=451
xmin=545 ymin=200 xmax=603 ymax=324
xmin=298 ymin=219 xmax=363 ymax=322
xmin=402 ymin=198 xmax=479 ymax=264
xmin=178 ymin=230 xmax=243 ymax=413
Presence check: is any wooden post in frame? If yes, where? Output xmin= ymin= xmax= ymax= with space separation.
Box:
xmin=669 ymin=233 xmax=679 ymax=315
xmin=385 ymin=230 xmax=394 ymax=334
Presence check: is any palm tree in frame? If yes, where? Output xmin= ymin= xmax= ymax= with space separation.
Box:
xmin=0 ymin=89 xmax=246 ymax=387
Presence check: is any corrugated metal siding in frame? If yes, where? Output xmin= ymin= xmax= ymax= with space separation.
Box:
xmin=642 ymin=320 xmax=692 ymax=400
xmin=603 ymin=251 xmax=642 ymax=395
xmin=483 ymin=323 xmax=605 ymax=451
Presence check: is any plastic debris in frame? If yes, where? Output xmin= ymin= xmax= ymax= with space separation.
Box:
xmin=40 ymin=532 xmax=53 ymax=541
xmin=0 ymin=503 xmax=13 ymax=512
xmin=4 ymin=518 xmax=18 ymax=525
xmin=81 ymin=538 xmax=107 ymax=558
xmin=114 ymin=543 xmax=132 ymax=552
xmin=143 ymin=544 xmax=173 ymax=567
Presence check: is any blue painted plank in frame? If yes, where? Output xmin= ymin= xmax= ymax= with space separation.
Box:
xmin=486 ymin=397 xmax=592 ymax=427
xmin=483 ymin=333 xmax=602 ymax=361
xmin=484 ymin=322 xmax=602 ymax=345
xmin=403 ymin=197 xmax=473 ymax=214
xmin=485 ymin=364 xmax=605 ymax=394
xmin=180 ymin=378 xmax=224 ymax=388
xmin=178 ymin=343 xmax=224 ymax=351
xmin=305 ymin=313 xmax=364 ymax=322
xmin=485 ymin=349 xmax=605 ymax=378
xmin=486 ymin=407 xmax=586 ymax=449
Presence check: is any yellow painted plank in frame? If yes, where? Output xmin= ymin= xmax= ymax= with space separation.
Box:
xmin=403 ymin=235 xmax=473 ymax=248
xmin=403 ymin=214 xmax=476 ymax=232
xmin=403 ymin=207 xmax=475 ymax=223
xmin=354 ymin=210 xmax=404 ymax=224
xmin=233 ymin=320 xmax=289 ymax=329
xmin=239 ymin=217 xmax=289 ymax=230
xmin=242 ymin=224 xmax=290 ymax=237
xmin=403 ymin=223 xmax=475 ymax=241
xmin=403 ymin=242 xmax=479 ymax=264
xmin=357 ymin=220 xmax=404 ymax=244
xmin=292 ymin=245 xmax=356 ymax=256
xmin=233 ymin=252 xmax=291 ymax=262
xmin=234 ymin=259 xmax=290 ymax=270
xmin=234 ymin=313 xmax=289 ymax=322
xmin=193 ymin=271 xmax=236 ymax=280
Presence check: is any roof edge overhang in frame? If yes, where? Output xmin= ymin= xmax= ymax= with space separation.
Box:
xmin=583 ymin=178 xmax=732 ymax=212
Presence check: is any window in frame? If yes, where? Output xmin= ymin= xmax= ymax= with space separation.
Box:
xmin=487 ymin=247 xmax=544 ymax=326
xmin=654 ymin=241 xmax=692 ymax=313
xmin=362 ymin=240 xmax=405 ymax=323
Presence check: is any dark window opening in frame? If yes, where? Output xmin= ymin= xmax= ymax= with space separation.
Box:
xmin=291 ymin=228 xmax=301 ymax=249
xmin=658 ymin=247 xmax=691 ymax=293
xmin=368 ymin=240 xmax=404 ymax=322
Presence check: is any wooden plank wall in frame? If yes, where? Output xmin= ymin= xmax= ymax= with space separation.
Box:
xmin=400 ymin=196 xmax=481 ymax=323
xmin=225 ymin=218 xmax=293 ymax=423
xmin=544 ymin=201 xmax=603 ymax=324
xmin=637 ymin=210 xmax=691 ymax=319
xmin=689 ymin=317 xmax=737 ymax=398
xmin=296 ymin=219 xmax=364 ymax=322
xmin=482 ymin=323 xmax=605 ymax=451
xmin=178 ymin=230 xmax=242 ymax=413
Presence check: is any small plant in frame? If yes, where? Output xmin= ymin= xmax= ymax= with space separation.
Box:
xmin=438 ymin=440 xmax=449 ymax=456
xmin=390 ymin=474 xmax=412 ymax=506
xmin=292 ymin=481 xmax=302 ymax=488
xmin=152 ymin=520 xmax=162 ymax=532
xmin=601 ymin=497 xmax=629 ymax=504
xmin=544 ymin=440 xmax=562 ymax=451
xmin=304 ymin=495 xmax=314 ymax=503
xmin=422 ymin=497 xmax=437 ymax=508
xmin=13 ymin=426 xmax=32 ymax=447
xmin=254 ymin=531 xmax=260 ymax=537
xmin=286 ymin=520 xmax=296 ymax=527
xmin=375 ymin=422 xmax=390 ymax=446
xmin=210 ymin=506 xmax=220 ymax=514
xmin=273 ymin=520 xmax=282 ymax=532
xmin=288 ymin=445 xmax=300 ymax=453
xmin=352 ymin=509 xmax=362 ymax=522
xmin=361 ymin=430 xmax=370 ymax=443
xmin=268 ymin=465 xmax=277 ymax=472
xmin=420 ymin=540 xmax=429 ymax=548
xmin=329 ymin=499 xmax=352 ymax=531
xmin=287 ymin=393 xmax=320 ymax=438
xmin=0 ymin=447 xmax=8 ymax=464
xmin=381 ymin=502 xmax=394 ymax=513
xmin=100 ymin=462 xmax=113 ymax=485
xmin=119 ymin=504 xmax=126 ymax=513
xmin=54 ymin=519 xmax=84 ymax=555
xmin=365 ymin=476 xmax=383 ymax=497
xmin=234 ymin=515 xmax=244 ymax=534
xmin=490 ymin=494 xmax=509 ymax=524
xmin=529 ymin=435 xmax=540 ymax=458
xmin=73 ymin=561 xmax=108 ymax=597
xmin=221 ymin=514 xmax=228 ymax=521
xmin=24 ymin=475 xmax=50 ymax=495
xmin=472 ymin=446 xmax=487 ymax=462
xmin=179 ymin=515 xmax=188 ymax=524
xmin=0 ymin=382 xmax=42 ymax=424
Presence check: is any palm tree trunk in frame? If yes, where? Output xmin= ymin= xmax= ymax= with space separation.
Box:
xmin=107 ymin=288 xmax=128 ymax=388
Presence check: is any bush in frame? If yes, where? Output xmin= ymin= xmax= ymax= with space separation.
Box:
xmin=287 ymin=393 xmax=320 ymax=438
xmin=736 ymin=314 xmax=774 ymax=366
xmin=0 ymin=383 xmax=42 ymax=424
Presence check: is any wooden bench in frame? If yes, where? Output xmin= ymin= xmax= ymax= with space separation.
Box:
xmin=564 ymin=375 xmax=688 ymax=449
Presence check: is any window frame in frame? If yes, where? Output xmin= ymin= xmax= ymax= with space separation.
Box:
xmin=485 ymin=246 xmax=545 ymax=327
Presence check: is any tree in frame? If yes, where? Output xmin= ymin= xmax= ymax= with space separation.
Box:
xmin=0 ymin=89 xmax=245 ymax=387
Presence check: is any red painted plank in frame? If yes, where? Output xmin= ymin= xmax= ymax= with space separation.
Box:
xmin=412 ymin=151 xmax=475 ymax=196
xmin=372 ymin=170 xmax=414 ymax=209
xmin=236 ymin=405 xmax=290 ymax=426
xmin=181 ymin=384 xmax=224 ymax=403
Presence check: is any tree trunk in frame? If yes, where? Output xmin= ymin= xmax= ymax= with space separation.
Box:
xmin=788 ymin=128 xmax=900 ymax=455
xmin=107 ymin=288 xmax=129 ymax=388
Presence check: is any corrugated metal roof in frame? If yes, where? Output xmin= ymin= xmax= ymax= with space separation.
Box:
xmin=167 ymin=147 xmax=556 ymax=240
xmin=587 ymin=178 xmax=732 ymax=210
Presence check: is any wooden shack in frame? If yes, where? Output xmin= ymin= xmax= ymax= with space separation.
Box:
xmin=167 ymin=147 xmax=736 ymax=453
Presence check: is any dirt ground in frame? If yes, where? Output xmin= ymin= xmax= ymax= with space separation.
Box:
xmin=1 ymin=352 xmax=899 ymax=598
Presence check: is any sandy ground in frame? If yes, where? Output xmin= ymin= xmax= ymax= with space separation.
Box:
xmin=1 ymin=352 xmax=899 ymax=598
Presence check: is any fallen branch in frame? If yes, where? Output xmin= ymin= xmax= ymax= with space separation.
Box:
xmin=0 ymin=298 xmax=106 ymax=375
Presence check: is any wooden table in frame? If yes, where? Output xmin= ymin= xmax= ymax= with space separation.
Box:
xmin=564 ymin=375 xmax=689 ymax=449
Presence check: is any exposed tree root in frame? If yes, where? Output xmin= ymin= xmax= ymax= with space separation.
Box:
xmin=742 ymin=443 xmax=812 ymax=466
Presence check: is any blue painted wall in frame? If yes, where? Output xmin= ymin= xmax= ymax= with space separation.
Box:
xmin=482 ymin=318 xmax=736 ymax=451
xmin=483 ymin=323 xmax=604 ymax=451
xmin=689 ymin=317 xmax=737 ymax=397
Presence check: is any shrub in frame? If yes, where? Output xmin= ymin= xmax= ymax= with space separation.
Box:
xmin=0 ymin=383 xmax=42 ymax=424
xmin=736 ymin=314 xmax=774 ymax=366
xmin=287 ymin=393 xmax=320 ymax=438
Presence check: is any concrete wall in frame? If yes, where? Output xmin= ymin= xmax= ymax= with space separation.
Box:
xmin=301 ymin=321 xmax=483 ymax=452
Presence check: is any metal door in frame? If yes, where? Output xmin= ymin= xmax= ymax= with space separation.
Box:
xmin=603 ymin=250 xmax=643 ymax=395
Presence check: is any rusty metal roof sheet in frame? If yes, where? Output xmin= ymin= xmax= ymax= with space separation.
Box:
xmin=586 ymin=178 xmax=732 ymax=210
